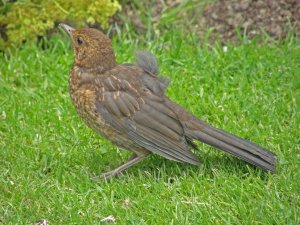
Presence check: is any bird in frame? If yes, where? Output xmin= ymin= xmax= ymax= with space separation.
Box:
xmin=59 ymin=24 xmax=277 ymax=179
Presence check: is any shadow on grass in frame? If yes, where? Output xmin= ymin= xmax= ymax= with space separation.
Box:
xmin=86 ymin=151 xmax=271 ymax=182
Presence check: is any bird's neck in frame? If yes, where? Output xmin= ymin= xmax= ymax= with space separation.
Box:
xmin=69 ymin=65 xmax=102 ymax=89
xmin=75 ymin=60 xmax=117 ymax=74
xmin=74 ymin=47 xmax=117 ymax=74
xmin=73 ymin=64 xmax=108 ymax=74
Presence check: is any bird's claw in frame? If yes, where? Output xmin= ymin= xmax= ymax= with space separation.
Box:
xmin=92 ymin=171 xmax=124 ymax=180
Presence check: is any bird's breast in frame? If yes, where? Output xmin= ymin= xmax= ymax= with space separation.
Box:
xmin=68 ymin=71 xmax=112 ymax=136
xmin=68 ymin=68 xmax=145 ymax=151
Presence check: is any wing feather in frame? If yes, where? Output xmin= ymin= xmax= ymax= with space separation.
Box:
xmin=95 ymin=73 xmax=200 ymax=165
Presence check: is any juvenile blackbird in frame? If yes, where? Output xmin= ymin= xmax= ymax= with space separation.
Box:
xmin=60 ymin=24 xmax=277 ymax=179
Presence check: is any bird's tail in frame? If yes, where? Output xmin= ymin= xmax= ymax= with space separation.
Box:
xmin=185 ymin=119 xmax=277 ymax=172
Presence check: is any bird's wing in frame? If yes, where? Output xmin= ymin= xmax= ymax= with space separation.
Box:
xmin=95 ymin=73 xmax=200 ymax=165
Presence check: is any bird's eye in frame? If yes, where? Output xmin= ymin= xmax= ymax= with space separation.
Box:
xmin=77 ymin=36 xmax=84 ymax=45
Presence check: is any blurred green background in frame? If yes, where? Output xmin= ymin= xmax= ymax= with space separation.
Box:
xmin=0 ymin=0 xmax=299 ymax=224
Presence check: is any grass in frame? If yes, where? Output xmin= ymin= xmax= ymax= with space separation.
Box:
xmin=0 ymin=28 xmax=299 ymax=224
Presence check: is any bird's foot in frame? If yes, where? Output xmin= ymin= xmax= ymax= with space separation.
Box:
xmin=92 ymin=170 xmax=123 ymax=180
xmin=92 ymin=153 xmax=149 ymax=180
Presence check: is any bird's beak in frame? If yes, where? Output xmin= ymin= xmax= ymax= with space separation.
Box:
xmin=59 ymin=23 xmax=75 ymax=37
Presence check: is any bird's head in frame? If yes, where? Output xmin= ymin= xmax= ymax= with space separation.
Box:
xmin=59 ymin=24 xmax=116 ymax=72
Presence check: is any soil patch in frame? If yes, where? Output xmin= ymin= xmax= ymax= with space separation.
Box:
xmin=116 ymin=0 xmax=300 ymax=43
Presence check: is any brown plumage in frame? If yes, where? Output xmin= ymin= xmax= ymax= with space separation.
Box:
xmin=60 ymin=24 xmax=277 ymax=179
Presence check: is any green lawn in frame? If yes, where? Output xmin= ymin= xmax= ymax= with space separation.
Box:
xmin=0 ymin=30 xmax=299 ymax=224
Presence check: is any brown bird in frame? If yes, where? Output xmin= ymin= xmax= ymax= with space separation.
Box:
xmin=60 ymin=24 xmax=277 ymax=179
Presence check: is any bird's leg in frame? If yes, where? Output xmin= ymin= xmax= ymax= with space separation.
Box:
xmin=96 ymin=152 xmax=149 ymax=179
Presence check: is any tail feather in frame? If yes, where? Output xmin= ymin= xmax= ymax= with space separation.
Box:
xmin=186 ymin=120 xmax=277 ymax=172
